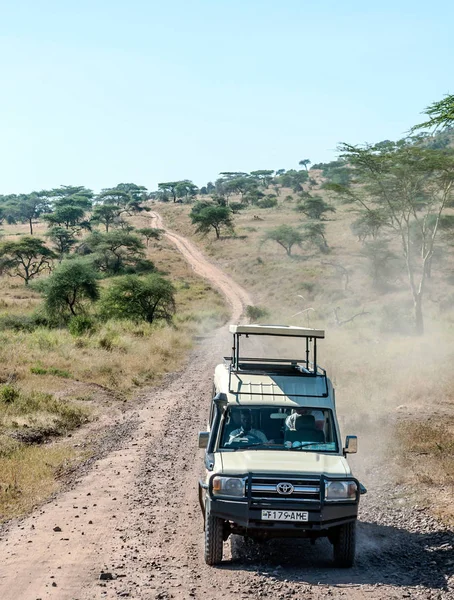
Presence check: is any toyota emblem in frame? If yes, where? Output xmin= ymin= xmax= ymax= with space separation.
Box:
xmin=276 ymin=482 xmax=294 ymax=495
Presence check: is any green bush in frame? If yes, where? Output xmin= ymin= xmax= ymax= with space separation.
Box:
xmin=30 ymin=366 xmax=72 ymax=378
xmin=229 ymin=202 xmax=246 ymax=213
xmin=0 ymin=314 xmax=38 ymax=332
xmin=245 ymin=305 xmax=270 ymax=323
xmin=123 ymin=258 xmax=156 ymax=274
xmin=0 ymin=385 xmax=20 ymax=404
xmin=68 ymin=315 xmax=96 ymax=337
xmin=257 ymin=197 xmax=278 ymax=209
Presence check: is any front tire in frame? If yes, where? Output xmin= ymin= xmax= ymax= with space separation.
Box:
xmin=332 ymin=521 xmax=356 ymax=568
xmin=204 ymin=511 xmax=224 ymax=565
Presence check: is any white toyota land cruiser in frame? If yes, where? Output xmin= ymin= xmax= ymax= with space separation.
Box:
xmin=198 ymin=324 xmax=366 ymax=567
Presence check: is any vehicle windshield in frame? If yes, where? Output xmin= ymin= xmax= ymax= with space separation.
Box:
xmin=219 ymin=406 xmax=338 ymax=452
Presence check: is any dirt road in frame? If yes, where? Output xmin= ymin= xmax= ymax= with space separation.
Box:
xmin=0 ymin=215 xmax=452 ymax=600
xmin=150 ymin=211 xmax=252 ymax=321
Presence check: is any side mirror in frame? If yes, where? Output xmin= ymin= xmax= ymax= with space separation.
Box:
xmin=198 ymin=432 xmax=209 ymax=449
xmin=344 ymin=435 xmax=357 ymax=454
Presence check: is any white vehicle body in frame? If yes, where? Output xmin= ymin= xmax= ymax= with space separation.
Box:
xmin=198 ymin=325 xmax=363 ymax=567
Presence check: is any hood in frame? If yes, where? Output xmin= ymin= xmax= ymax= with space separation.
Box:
xmin=219 ymin=450 xmax=350 ymax=476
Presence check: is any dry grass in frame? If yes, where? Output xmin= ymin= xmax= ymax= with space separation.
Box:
xmin=156 ymin=193 xmax=454 ymax=524
xmin=0 ymin=213 xmax=229 ymax=520
xmin=0 ymin=385 xmax=89 ymax=435
xmin=0 ymin=381 xmax=91 ymax=521
xmin=157 ymin=198 xmax=454 ymax=329
xmin=0 ymin=216 xmax=228 ymax=395
xmin=0 ymin=443 xmax=85 ymax=520
xmin=395 ymin=419 xmax=454 ymax=524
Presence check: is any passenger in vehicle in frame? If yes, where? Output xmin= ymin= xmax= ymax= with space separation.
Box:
xmin=286 ymin=408 xmax=325 ymax=432
xmin=227 ymin=409 xmax=268 ymax=444
xmin=284 ymin=414 xmax=325 ymax=444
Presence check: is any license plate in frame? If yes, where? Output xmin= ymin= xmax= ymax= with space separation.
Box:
xmin=261 ymin=510 xmax=309 ymax=522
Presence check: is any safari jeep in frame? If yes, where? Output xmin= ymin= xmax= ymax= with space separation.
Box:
xmin=198 ymin=324 xmax=365 ymax=567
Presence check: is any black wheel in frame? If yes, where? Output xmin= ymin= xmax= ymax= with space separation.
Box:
xmin=204 ymin=510 xmax=224 ymax=565
xmin=332 ymin=521 xmax=356 ymax=568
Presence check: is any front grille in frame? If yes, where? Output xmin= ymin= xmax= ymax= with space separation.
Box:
xmin=249 ymin=475 xmax=321 ymax=504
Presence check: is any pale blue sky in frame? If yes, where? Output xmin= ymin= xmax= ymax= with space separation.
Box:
xmin=0 ymin=0 xmax=452 ymax=194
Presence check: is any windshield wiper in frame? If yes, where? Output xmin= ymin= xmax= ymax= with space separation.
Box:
xmin=289 ymin=442 xmax=325 ymax=449
xmin=225 ymin=442 xmax=271 ymax=450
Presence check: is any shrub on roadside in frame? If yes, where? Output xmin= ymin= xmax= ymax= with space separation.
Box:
xmin=246 ymin=305 xmax=270 ymax=322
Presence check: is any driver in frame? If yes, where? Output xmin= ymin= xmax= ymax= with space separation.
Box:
xmin=227 ymin=409 xmax=268 ymax=444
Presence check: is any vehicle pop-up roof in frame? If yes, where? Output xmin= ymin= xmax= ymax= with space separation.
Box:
xmin=226 ymin=324 xmax=327 ymax=399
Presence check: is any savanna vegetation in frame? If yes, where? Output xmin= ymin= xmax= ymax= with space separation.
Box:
xmin=149 ymin=95 xmax=454 ymax=523
xmin=1 ymin=93 xmax=453 ymax=524
xmin=0 ymin=184 xmax=228 ymax=519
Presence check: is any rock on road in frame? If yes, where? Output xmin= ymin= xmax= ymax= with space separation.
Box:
xmin=0 ymin=213 xmax=452 ymax=600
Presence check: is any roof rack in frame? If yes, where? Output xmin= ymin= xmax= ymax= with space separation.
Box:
xmin=227 ymin=324 xmax=327 ymax=398
xmin=229 ymin=324 xmax=325 ymax=338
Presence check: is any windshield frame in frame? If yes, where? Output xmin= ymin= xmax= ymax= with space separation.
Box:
xmin=218 ymin=405 xmax=339 ymax=454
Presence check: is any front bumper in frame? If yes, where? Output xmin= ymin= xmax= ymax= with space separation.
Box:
xmin=206 ymin=496 xmax=357 ymax=532
xmin=199 ymin=473 xmax=360 ymax=536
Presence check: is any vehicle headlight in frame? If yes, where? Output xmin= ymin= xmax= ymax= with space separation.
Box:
xmin=325 ymin=480 xmax=357 ymax=501
xmin=212 ymin=476 xmax=246 ymax=497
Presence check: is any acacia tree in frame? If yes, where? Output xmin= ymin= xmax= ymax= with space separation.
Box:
xmin=412 ymin=94 xmax=454 ymax=131
xmin=84 ymin=231 xmax=148 ymax=275
xmin=158 ymin=182 xmax=179 ymax=203
xmin=250 ymin=170 xmax=275 ymax=188
xmin=46 ymin=226 xmax=77 ymax=260
xmin=44 ymin=186 xmax=93 ymax=232
xmin=262 ymin=225 xmax=304 ymax=256
xmin=175 ymin=180 xmax=198 ymax=202
xmin=277 ymin=169 xmax=309 ymax=192
xmin=91 ymin=204 xmax=119 ymax=232
xmin=14 ymin=192 xmax=52 ymax=234
xmin=0 ymin=195 xmax=19 ymax=225
xmin=137 ymin=227 xmax=163 ymax=246
xmin=96 ymin=183 xmax=149 ymax=216
xmin=0 ymin=237 xmax=56 ymax=284
xmin=303 ymin=221 xmax=329 ymax=252
xmin=350 ymin=210 xmax=388 ymax=242
xmin=100 ymin=274 xmax=175 ymax=323
xmin=44 ymin=204 xmax=90 ymax=231
xmin=296 ymin=194 xmax=335 ymax=220
xmin=50 ymin=185 xmax=93 ymax=208
xmin=190 ymin=204 xmax=234 ymax=239
xmin=299 ymin=159 xmax=311 ymax=172
xmin=40 ymin=258 xmax=100 ymax=320
xmin=329 ymin=140 xmax=454 ymax=334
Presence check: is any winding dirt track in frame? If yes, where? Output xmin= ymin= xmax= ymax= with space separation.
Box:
xmin=150 ymin=212 xmax=252 ymax=321
xmin=0 ymin=215 xmax=452 ymax=600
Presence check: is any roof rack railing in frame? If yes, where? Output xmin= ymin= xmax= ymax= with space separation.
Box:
xmin=227 ymin=324 xmax=327 ymax=397
xmin=229 ymin=324 xmax=324 ymax=375
xmin=229 ymin=324 xmax=325 ymax=338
